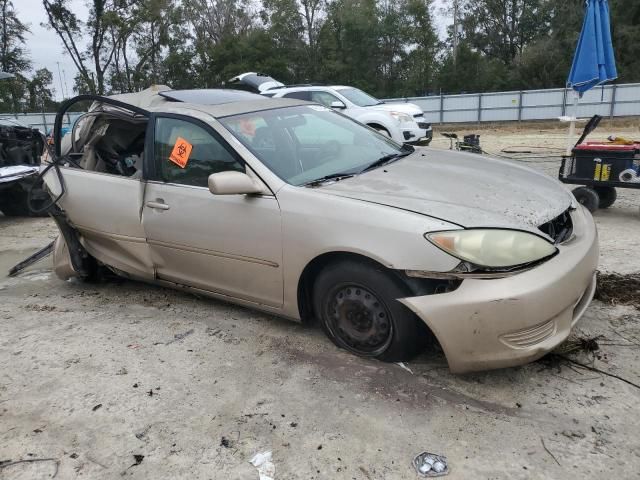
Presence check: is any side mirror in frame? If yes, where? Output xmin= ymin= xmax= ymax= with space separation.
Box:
xmin=330 ymin=100 xmax=347 ymax=109
xmin=208 ymin=171 xmax=263 ymax=195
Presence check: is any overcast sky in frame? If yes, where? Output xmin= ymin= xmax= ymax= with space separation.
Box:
xmin=19 ymin=0 xmax=89 ymax=99
xmin=17 ymin=0 xmax=450 ymax=100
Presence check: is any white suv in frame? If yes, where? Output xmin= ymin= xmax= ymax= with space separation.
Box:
xmin=228 ymin=73 xmax=432 ymax=146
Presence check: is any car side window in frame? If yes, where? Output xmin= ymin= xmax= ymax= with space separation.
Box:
xmin=310 ymin=91 xmax=341 ymax=107
xmin=154 ymin=117 xmax=244 ymax=187
xmin=283 ymin=91 xmax=311 ymax=101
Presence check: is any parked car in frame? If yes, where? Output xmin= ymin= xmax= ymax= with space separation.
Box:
xmin=42 ymin=86 xmax=598 ymax=373
xmin=0 ymin=117 xmax=47 ymax=216
xmin=228 ymin=72 xmax=432 ymax=146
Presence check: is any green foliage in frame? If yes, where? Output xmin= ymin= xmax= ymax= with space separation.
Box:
xmin=14 ymin=0 xmax=640 ymax=102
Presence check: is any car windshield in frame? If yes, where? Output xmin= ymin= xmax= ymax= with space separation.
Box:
xmin=337 ymin=88 xmax=382 ymax=107
xmin=220 ymin=105 xmax=407 ymax=186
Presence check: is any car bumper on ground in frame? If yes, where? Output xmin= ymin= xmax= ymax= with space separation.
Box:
xmin=400 ymin=206 xmax=599 ymax=373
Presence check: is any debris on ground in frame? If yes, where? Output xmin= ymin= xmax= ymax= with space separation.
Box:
xmin=396 ymin=362 xmax=413 ymax=374
xmin=595 ymin=272 xmax=640 ymax=309
xmin=413 ymin=451 xmax=449 ymax=477
xmin=8 ymin=241 xmax=54 ymax=277
xmin=131 ymin=454 xmax=144 ymax=467
xmin=220 ymin=436 xmax=231 ymax=448
xmin=540 ymin=437 xmax=561 ymax=466
xmin=165 ymin=329 xmax=195 ymax=345
xmin=250 ymin=451 xmax=275 ymax=480
xmin=92 ymin=404 xmax=102 ymax=411
xmin=561 ymin=430 xmax=586 ymax=440
xmin=554 ymin=335 xmax=601 ymax=355
xmin=0 ymin=458 xmax=60 ymax=477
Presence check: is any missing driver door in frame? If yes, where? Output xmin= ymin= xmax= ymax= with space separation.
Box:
xmin=142 ymin=114 xmax=284 ymax=307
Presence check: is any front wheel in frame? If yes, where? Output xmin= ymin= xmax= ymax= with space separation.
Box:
xmin=313 ymin=260 xmax=426 ymax=362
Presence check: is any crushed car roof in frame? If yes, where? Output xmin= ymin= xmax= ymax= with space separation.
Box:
xmin=159 ymin=89 xmax=262 ymax=105
xmin=98 ymin=86 xmax=310 ymax=118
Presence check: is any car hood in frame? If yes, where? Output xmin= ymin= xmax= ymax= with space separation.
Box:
xmin=317 ymin=150 xmax=573 ymax=234
xmin=368 ymin=102 xmax=423 ymax=116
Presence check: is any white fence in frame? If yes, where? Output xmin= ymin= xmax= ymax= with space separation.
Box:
xmin=385 ymin=82 xmax=640 ymax=124
xmin=5 ymin=83 xmax=640 ymax=129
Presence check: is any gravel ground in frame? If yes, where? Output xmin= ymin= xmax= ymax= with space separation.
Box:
xmin=1 ymin=127 xmax=639 ymax=479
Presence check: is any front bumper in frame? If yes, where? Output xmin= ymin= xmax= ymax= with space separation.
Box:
xmin=402 ymin=126 xmax=432 ymax=145
xmin=400 ymin=206 xmax=599 ymax=373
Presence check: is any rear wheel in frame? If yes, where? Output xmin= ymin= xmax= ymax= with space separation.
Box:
xmin=313 ymin=260 xmax=426 ymax=362
xmin=572 ymin=186 xmax=599 ymax=212
xmin=594 ymin=186 xmax=617 ymax=208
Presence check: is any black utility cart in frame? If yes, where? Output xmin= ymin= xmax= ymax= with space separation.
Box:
xmin=560 ymin=115 xmax=640 ymax=212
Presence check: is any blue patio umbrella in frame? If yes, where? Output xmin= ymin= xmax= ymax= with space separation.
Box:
xmin=565 ymin=0 xmax=617 ymax=153
xmin=567 ymin=0 xmax=617 ymax=95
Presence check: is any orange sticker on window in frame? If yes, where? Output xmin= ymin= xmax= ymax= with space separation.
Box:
xmin=169 ymin=137 xmax=193 ymax=168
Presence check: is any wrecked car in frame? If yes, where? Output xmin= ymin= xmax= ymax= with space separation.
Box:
xmin=41 ymin=86 xmax=598 ymax=373
xmin=0 ymin=117 xmax=47 ymax=216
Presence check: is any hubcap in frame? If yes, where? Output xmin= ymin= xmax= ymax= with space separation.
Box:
xmin=326 ymin=285 xmax=392 ymax=356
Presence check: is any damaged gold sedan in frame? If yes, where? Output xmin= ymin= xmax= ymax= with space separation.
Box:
xmin=39 ymin=86 xmax=598 ymax=373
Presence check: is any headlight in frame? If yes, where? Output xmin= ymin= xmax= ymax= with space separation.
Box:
xmin=426 ymin=229 xmax=557 ymax=269
xmin=389 ymin=111 xmax=413 ymax=124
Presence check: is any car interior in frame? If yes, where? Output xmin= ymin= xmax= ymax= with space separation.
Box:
xmin=65 ymin=110 xmax=148 ymax=178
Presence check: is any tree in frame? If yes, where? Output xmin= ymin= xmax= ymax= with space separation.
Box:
xmin=0 ymin=0 xmax=30 ymax=73
xmin=182 ymin=0 xmax=254 ymax=86
xmin=393 ymin=0 xmax=439 ymax=97
xmin=318 ymin=0 xmax=380 ymax=93
xmin=299 ymin=0 xmax=324 ymax=77
xmin=459 ymin=0 xmax=552 ymax=66
xmin=261 ymin=0 xmax=306 ymax=81
xmin=0 ymin=0 xmax=31 ymax=112
xmin=26 ymin=68 xmax=55 ymax=110
xmin=43 ymin=0 xmax=133 ymax=94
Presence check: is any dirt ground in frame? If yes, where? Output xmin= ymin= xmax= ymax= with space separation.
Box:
xmin=1 ymin=126 xmax=639 ymax=479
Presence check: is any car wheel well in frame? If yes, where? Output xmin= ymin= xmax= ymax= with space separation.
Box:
xmin=367 ymin=123 xmax=390 ymax=134
xmin=296 ymin=252 xmax=455 ymax=336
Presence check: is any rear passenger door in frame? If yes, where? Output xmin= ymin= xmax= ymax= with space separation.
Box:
xmin=309 ymin=90 xmax=342 ymax=108
xmin=142 ymin=114 xmax=284 ymax=307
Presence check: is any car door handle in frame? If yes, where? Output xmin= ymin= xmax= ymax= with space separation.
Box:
xmin=146 ymin=200 xmax=170 ymax=210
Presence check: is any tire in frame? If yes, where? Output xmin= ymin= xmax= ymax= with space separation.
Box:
xmin=594 ymin=186 xmax=617 ymax=209
xmin=572 ymin=186 xmax=599 ymax=212
xmin=0 ymin=188 xmax=30 ymax=216
xmin=0 ymin=185 xmax=49 ymax=217
xmin=313 ymin=260 xmax=426 ymax=362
